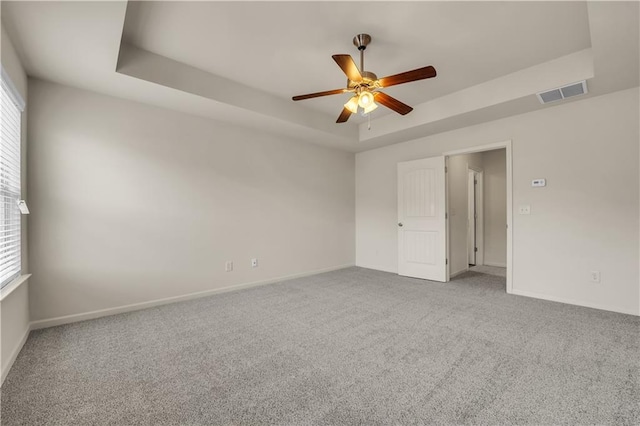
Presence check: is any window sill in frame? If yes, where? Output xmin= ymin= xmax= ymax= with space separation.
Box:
xmin=0 ymin=274 xmax=31 ymax=302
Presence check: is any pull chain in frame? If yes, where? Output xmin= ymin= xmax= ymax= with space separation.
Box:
xmin=368 ymin=112 xmax=371 ymax=130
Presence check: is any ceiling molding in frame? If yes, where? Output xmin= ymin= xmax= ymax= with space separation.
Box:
xmin=116 ymin=43 xmax=358 ymax=143
xmin=359 ymin=49 xmax=594 ymax=146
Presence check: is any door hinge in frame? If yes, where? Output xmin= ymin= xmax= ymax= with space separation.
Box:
xmin=446 ymin=259 xmax=449 ymax=265
xmin=474 ymin=247 xmax=478 ymax=252
xmin=445 ymin=212 xmax=448 ymax=219
xmin=445 ymin=166 xmax=448 ymax=173
xmin=474 ymin=179 xmax=478 ymax=184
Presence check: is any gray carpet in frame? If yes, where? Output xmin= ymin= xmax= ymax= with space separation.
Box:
xmin=2 ymin=267 xmax=639 ymax=425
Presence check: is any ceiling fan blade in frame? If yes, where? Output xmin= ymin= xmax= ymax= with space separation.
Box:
xmin=374 ymin=92 xmax=413 ymax=115
xmin=332 ymin=54 xmax=362 ymax=82
xmin=377 ymin=66 xmax=436 ymax=88
xmin=292 ymin=88 xmax=347 ymax=101
xmin=336 ymin=107 xmax=352 ymax=123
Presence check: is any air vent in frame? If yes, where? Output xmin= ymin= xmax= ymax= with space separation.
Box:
xmin=539 ymin=89 xmax=562 ymax=103
xmin=537 ymin=80 xmax=588 ymax=104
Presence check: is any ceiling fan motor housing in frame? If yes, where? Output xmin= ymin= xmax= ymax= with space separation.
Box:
xmin=348 ymin=71 xmax=379 ymax=90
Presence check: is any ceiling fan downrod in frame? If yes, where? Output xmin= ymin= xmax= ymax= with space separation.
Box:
xmin=352 ymin=33 xmax=371 ymax=73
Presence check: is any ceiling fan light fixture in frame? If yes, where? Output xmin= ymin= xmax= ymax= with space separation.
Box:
xmin=363 ymin=102 xmax=378 ymax=114
xmin=344 ymin=96 xmax=359 ymax=114
xmin=358 ymin=91 xmax=375 ymax=108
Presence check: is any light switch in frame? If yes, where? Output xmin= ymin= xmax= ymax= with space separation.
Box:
xmin=518 ymin=205 xmax=531 ymax=215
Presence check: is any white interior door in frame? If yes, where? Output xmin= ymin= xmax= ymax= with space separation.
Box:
xmin=397 ymin=156 xmax=448 ymax=282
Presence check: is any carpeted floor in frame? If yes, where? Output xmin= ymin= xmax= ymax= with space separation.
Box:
xmin=2 ymin=267 xmax=639 ymax=425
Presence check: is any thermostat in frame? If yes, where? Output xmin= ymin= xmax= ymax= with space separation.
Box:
xmin=532 ymin=179 xmax=546 ymax=187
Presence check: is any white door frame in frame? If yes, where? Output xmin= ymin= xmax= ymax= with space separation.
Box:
xmin=444 ymin=140 xmax=513 ymax=293
xmin=467 ymin=166 xmax=484 ymax=267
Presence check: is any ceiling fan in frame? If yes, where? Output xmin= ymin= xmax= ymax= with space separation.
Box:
xmin=292 ymin=34 xmax=437 ymax=123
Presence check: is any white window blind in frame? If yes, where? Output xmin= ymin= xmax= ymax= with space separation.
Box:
xmin=0 ymin=71 xmax=24 ymax=289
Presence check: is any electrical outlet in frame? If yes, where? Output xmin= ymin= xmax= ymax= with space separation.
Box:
xmin=225 ymin=261 xmax=233 ymax=272
xmin=251 ymin=258 xmax=258 ymax=268
xmin=590 ymin=271 xmax=600 ymax=283
xmin=518 ymin=205 xmax=531 ymax=215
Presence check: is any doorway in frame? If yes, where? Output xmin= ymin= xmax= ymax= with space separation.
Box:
xmin=446 ymin=145 xmax=509 ymax=289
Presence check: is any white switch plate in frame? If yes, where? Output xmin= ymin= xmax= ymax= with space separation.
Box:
xmin=590 ymin=271 xmax=601 ymax=283
xmin=518 ymin=205 xmax=531 ymax=215
xmin=532 ymin=179 xmax=546 ymax=187
xmin=225 ymin=261 xmax=233 ymax=272
xmin=251 ymin=258 xmax=258 ymax=268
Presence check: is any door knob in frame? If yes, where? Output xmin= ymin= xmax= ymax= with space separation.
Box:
xmin=398 ymin=222 xmax=403 ymax=227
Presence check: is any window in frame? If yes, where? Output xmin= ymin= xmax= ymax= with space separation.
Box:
xmin=0 ymin=69 xmax=25 ymax=289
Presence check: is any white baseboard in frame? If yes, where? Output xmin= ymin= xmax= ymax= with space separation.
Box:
xmin=30 ymin=264 xmax=355 ymax=330
xmin=354 ymin=263 xmax=397 ymax=274
xmin=510 ymin=288 xmax=639 ymax=316
xmin=1 ymin=324 xmax=30 ymax=386
xmin=483 ymin=261 xmax=507 ymax=268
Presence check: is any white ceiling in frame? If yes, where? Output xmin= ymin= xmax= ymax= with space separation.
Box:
xmin=1 ymin=1 xmax=638 ymax=152
xmin=123 ymin=1 xmax=591 ymax=121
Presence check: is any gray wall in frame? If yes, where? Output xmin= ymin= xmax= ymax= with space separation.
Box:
xmin=356 ymin=87 xmax=640 ymax=315
xmin=447 ymin=152 xmax=483 ymax=275
xmin=27 ymin=79 xmax=355 ymax=322
xmin=483 ymin=149 xmax=507 ymax=267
